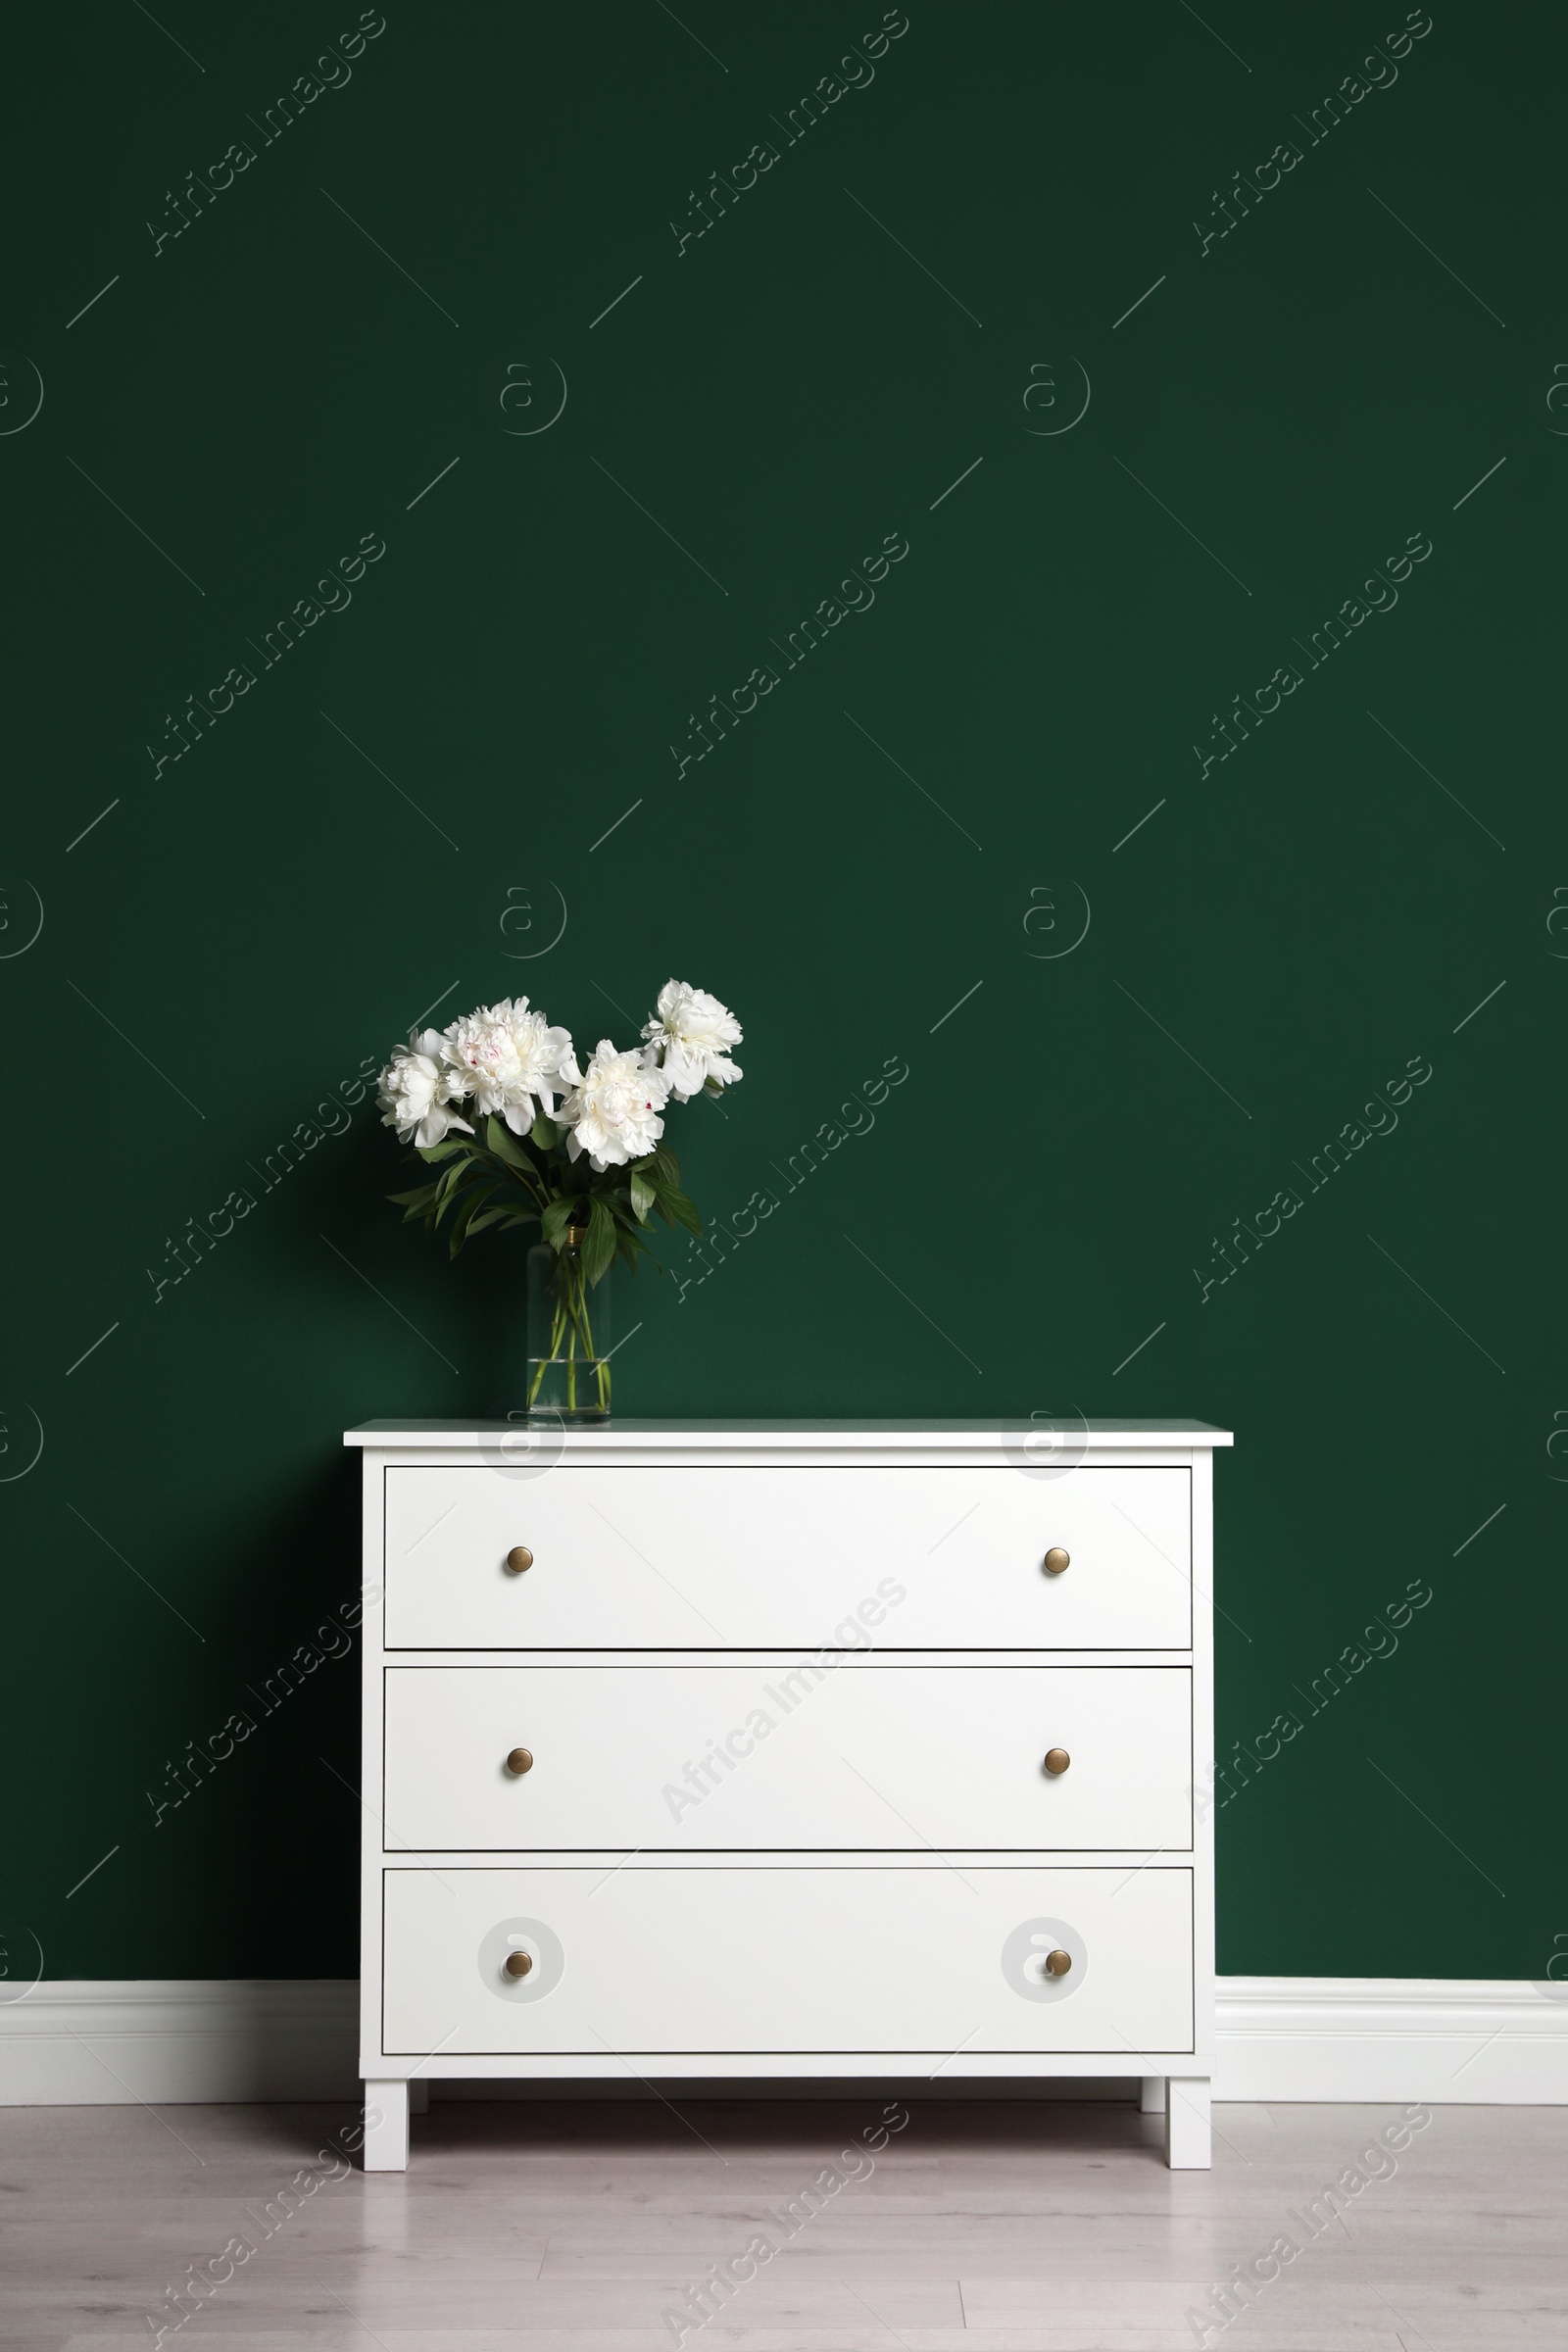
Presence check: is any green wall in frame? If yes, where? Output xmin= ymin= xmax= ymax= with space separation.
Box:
xmin=2 ymin=0 xmax=1558 ymax=1985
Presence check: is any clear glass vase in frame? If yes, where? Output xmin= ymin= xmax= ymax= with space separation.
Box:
xmin=525 ymin=1236 xmax=612 ymax=1421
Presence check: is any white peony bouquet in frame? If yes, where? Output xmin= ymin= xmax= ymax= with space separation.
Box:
xmin=376 ymin=981 xmax=742 ymax=1411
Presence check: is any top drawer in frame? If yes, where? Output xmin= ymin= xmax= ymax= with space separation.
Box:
xmin=382 ymin=1464 xmax=1191 ymax=1649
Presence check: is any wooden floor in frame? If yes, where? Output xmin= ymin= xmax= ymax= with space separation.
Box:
xmin=5 ymin=2093 xmax=1566 ymax=2350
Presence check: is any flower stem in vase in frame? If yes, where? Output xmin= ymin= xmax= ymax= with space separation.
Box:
xmin=525 ymin=1228 xmax=612 ymax=1423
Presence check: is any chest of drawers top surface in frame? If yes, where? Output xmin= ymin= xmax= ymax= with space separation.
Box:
xmin=347 ymin=1418 xmax=1233 ymax=1445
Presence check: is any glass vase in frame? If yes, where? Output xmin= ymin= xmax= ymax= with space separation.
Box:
xmin=525 ymin=1236 xmax=612 ymax=1421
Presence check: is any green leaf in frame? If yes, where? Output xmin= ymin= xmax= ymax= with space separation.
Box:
xmin=629 ymin=1170 xmax=656 ymax=1224
xmin=614 ymin=1228 xmax=648 ymax=1273
xmin=648 ymin=1142 xmax=683 ymax=1191
xmin=433 ymin=1164 xmax=487 ymax=1226
xmin=466 ymin=1204 xmax=525 ymax=1237
xmin=416 ymin=1138 xmax=466 ymax=1162
xmin=661 ymin=1185 xmax=703 ymax=1239
xmin=448 ymin=1182 xmax=498 ymax=1257
xmin=531 ymin=1112 xmax=562 ymax=1150
xmin=482 ymin=1113 xmax=526 ymax=1164
xmin=581 ymin=1196 xmax=617 ymax=1286
xmin=389 ymin=1178 xmax=443 ymax=1226
xmin=541 ymin=1195 xmax=579 ymax=1247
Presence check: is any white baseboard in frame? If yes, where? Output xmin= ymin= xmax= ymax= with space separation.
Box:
xmin=0 ymin=1981 xmax=361 ymax=2106
xmin=2 ymin=1978 xmax=1563 ymax=2106
xmin=1214 ymin=1976 xmax=1568 ymax=2103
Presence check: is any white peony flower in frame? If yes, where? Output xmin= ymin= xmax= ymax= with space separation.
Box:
xmin=559 ymin=1040 xmax=671 ymax=1170
xmin=441 ymin=998 xmax=572 ymax=1134
xmin=377 ymin=1030 xmax=473 ymax=1150
xmin=642 ymin=979 xmax=744 ymax=1101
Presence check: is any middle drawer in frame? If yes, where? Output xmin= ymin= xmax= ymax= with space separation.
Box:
xmin=383 ymin=1664 xmax=1193 ymax=1852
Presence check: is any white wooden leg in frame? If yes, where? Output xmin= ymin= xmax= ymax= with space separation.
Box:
xmin=1164 ymin=2077 xmax=1210 ymax=2169
xmin=408 ymin=2077 xmax=429 ymax=2114
xmin=363 ymin=2081 xmax=410 ymax=2172
xmin=1140 ymin=2075 xmax=1166 ymax=2113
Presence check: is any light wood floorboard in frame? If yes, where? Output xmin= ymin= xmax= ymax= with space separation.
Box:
xmin=0 ymin=2094 xmax=1560 ymax=2348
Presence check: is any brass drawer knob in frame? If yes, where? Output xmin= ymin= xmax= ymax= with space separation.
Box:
xmin=1043 ymin=1546 xmax=1070 ymax=1575
xmin=504 ymin=1950 xmax=533 ymax=1979
xmin=506 ymin=1747 xmax=534 ymax=1775
xmin=1044 ymin=1747 xmax=1070 ymax=1776
xmin=1044 ymin=1948 xmax=1072 ymax=1977
xmin=506 ymin=1546 xmax=534 ymax=1574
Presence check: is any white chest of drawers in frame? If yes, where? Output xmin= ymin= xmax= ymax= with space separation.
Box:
xmin=345 ymin=1418 xmax=1230 ymax=2170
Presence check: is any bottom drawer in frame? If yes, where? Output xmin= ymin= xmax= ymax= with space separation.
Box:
xmin=379 ymin=1865 xmax=1194 ymax=2056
